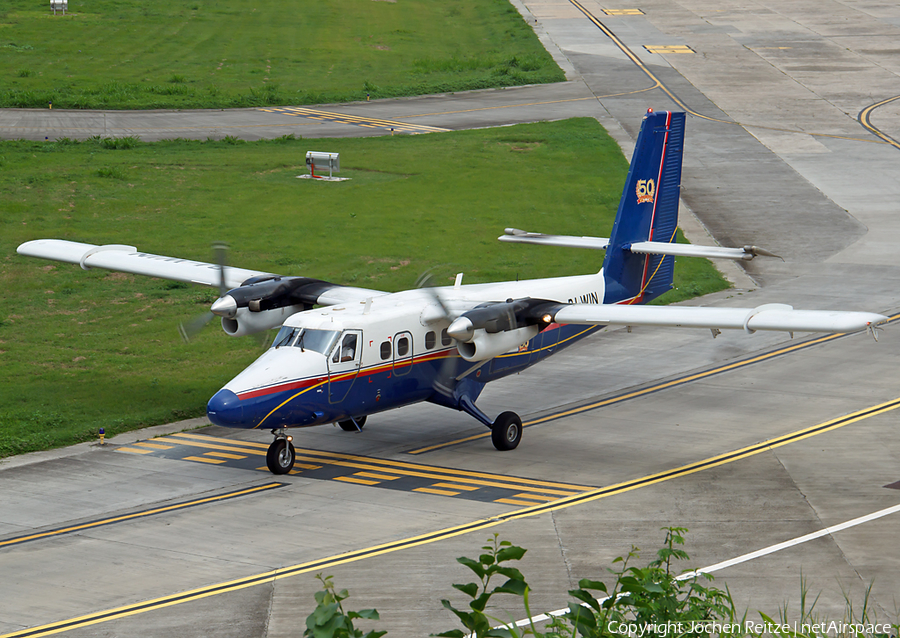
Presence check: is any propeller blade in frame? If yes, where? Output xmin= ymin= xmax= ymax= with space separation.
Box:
xmin=212 ymin=241 xmax=229 ymax=297
xmin=178 ymin=311 xmax=215 ymax=343
xmin=416 ymin=270 xmax=456 ymax=323
xmin=179 ymin=242 xmax=229 ymax=342
xmin=415 ymin=270 xmax=464 ymax=396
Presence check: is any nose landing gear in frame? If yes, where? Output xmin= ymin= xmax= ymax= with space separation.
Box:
xmin=267 ymin=429 xmax=295 ymax=474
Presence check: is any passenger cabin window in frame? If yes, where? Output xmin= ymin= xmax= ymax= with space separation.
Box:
xmin=441 ymin=328 xmax=452 ymax=346
xmin=397 ymin=336 xmax=410 ymax=357
xmin=380 ymin=341 xmax=391 ymax=360
xmin=425 ymin=331 xmax=436 ymax=350
xmin=333 ymin=333 xmax=358 ymax=363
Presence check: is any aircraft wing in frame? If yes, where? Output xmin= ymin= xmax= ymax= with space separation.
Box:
xmin=552 ymin=303 xmax=887 ymax=335
xmin=16 ymin=239 xmax=387 ymax=304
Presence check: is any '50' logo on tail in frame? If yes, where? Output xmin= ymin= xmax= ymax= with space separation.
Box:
xmin=636 ymin=178 xmax=655 ymax=204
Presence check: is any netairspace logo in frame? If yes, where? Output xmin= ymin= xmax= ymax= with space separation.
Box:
xmin=606 ymin=621 xmax=896 ymax=637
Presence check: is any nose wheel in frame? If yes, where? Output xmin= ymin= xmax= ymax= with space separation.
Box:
xmin=266 ymin=431 xmax=295 ymax=474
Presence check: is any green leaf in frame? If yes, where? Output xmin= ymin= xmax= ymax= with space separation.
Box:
xmin=569 ymin=589 xmax=601 ymax=611
xmin=452 ymin=582 xmax=479 ymax=599
xmin=493 ymin=579 xmax=527 ymax=596
xmin=496 ymin=545 xmax=526 ymax=562
xmin=351 ymin=609 xmax=381 ymax=620
xmin=479 ymin=553 xmax=496 ymax=566
xmin=471 ymin=591 xmax=491 ymax=612
xmin=457 ymin=556 xmax=487 ymax=579
xmin=433 ymin=631 xmax=466 ymax=638
xmin=577 ymin=579 xmax=608 ymax=592
xmin=494 ymin=566 xmax=525 ymax=581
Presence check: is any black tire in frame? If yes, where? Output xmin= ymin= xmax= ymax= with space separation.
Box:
xmin=338 ymin=416 xmax=367 ymax=432
xmin=266 ymin=438 xmax=295 ymax=474
xmin=491 ymin=411 xmax=522 ymax=451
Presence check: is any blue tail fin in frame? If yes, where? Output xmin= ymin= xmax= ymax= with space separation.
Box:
xmin=602 ymin=110 xmax=685 ymax=304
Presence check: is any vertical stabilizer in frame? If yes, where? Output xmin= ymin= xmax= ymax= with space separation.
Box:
xmin=603 ymin=110 xmax=685 ymax=304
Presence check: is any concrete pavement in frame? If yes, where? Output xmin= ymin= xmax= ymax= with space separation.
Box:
xmin=2 ymin=1 xmax=900 ymax=636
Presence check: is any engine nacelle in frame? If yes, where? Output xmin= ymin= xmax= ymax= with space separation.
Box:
xmin=221 ymin=305 xmax=307 ymax=337
xmin=456 ymin=325 xmax=539 ymax=362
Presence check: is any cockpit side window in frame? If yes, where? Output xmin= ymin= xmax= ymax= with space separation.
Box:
xmin=299 ymin=329 xmax=340 ymax=355
xmin=333 ymin=332 xmax=358 ymax=363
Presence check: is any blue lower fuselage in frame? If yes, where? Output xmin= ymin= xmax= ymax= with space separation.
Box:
xmin=207 ymin=323 xmax=599 ymax=430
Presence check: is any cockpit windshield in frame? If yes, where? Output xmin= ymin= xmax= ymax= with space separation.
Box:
xmin=271 ymin=326 xmax=340 ymax=355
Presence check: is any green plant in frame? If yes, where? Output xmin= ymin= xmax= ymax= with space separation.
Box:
xmin=755 ymin=576 xmax=899 ymax=638
xmin=98 ymin=136 xmax=141 ymax=150
xmin=436 ymin=534 xmax=530 ymax=638
xmin=303 ymin=573 xmax=386 ymax=638
xmin=434 ymin=529 xmax=741 ymax=638
xmin=96 ymin=166 xmax=126 ymax=179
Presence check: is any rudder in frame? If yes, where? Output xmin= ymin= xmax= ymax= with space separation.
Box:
xmin=602 ymin=110 xmax=685 ymax=304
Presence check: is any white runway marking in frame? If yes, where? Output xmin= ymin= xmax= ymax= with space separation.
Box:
xmin=503 ymin=501 xmax=900 ymax=631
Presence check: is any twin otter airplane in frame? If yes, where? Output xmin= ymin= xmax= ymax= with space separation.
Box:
xmin=18 ymin=110 xmax=887 ymax=474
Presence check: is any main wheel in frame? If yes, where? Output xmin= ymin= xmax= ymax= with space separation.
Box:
xmin=491 ymin=411 xmax=522 ymax=451
xmin=338 ymin=416 xmax=367 ymax=432
xmin=266 ymin=438 xmax=295 ymax=474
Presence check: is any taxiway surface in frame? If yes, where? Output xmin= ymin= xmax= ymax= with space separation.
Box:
xmin=2 ymin=1 xmax=900 ymax=636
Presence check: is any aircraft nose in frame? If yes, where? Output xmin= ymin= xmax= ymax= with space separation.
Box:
xmin=207 ymin=388 xmax=244 ymax=427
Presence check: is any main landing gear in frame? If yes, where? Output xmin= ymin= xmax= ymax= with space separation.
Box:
xmin=266 ymin=429 xmax=295 ymax=474
xmin=456 ymin=396 xmax=523 ymax=451
xmin=491 ymin=411 xmax=523 ymax=451
xmin=337 ymin=416 xmax=367 ymax=432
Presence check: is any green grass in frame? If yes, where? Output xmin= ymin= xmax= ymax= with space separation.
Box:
xmin=0 ymin=119 xmax=729 ymax=457
xmin=0 ymin=0 xmax=564 ymax=109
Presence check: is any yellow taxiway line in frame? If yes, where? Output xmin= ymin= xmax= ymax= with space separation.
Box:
xmin=0 ymin=483 xmax=286 ymax=550
xmin=6 ymin=394 xmax=900 ymax=638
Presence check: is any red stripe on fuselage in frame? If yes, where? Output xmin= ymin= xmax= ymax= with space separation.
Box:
xmin=234 ymin=348 xmax=455 ymax=400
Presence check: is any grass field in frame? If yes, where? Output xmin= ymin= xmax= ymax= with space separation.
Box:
xmin=0 ymin=0 xmax=564 ymax=109
xmin=0 ymin=118 xmax=729 ymax=457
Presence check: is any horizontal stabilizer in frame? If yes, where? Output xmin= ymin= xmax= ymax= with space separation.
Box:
xmin=627 ymin=242 xmax=781 ymax=261
xmin=553 ymin=303 xmax=887 ymax=335
xmin=498 ymin=228 xmax=610 ymax=250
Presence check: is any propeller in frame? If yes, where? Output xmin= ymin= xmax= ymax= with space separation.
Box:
xmin=178 ymin=242 xmax=228 ymax=343
xmin=416 ymin=271 xmax=463 ymax=399
xmin=447 ymin=298 xmax=560 ymax=342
